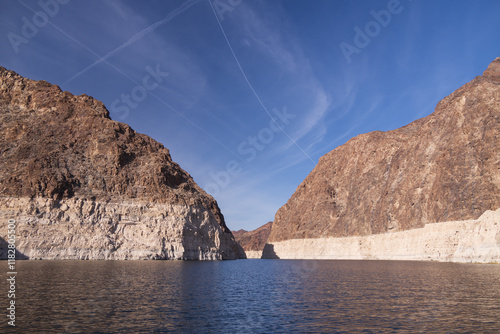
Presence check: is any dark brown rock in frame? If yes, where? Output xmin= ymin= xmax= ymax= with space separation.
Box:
xmin=0 ymin=66 xmax=244 ymax=260
xmin=268 ymin=59 xmax=500 ymax=243
xmin=1 ymin=67 xmax=219 ymax=217
xmin=233 ymin=222 xmax=272 ymax=253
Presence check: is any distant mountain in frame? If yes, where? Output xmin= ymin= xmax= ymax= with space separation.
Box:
xmin=263 ymin=58 xmax=500 ymax=263
xmin=0 ymin=66 xmax=244 ymax=260
xmin=233 ymin=222 xmax=272 ymax=258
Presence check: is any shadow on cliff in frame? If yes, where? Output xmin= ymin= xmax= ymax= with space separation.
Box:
xmin=180 ymin=230 xmax=247 ymax=260
xmin=261 ymin=243 xmax=280 ymax=259
xmin=0 ymin=236 xmax=29 ymax=260
xmin=234 ymin=240 xmax=247 ymax=260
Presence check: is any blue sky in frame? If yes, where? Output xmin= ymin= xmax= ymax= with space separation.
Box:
xmin=1 ymin=0 xmax=499 ymax=231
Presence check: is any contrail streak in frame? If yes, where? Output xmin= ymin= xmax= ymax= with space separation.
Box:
xmin=62 ymin=0 xmax=203 ymax=85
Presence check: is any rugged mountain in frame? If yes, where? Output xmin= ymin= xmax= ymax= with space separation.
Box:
xmin=233 ymin=222 xmax=272 ymax=258
xmin=0 ymin=66 xmax=244 ymax=260
xmin=264 ymin=58 xmax=500 ymax=262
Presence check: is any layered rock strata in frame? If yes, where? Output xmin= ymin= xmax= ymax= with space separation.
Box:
xmin=264 ymin=208 xmax=500 ymax=263
xmin=0 ymin=66 xmax=244 ymax=260
xmin=264 ymin=58 xmax=500 ymax=262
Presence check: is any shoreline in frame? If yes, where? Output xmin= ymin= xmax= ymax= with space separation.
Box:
xmin=263 ymin=208 xmax=500 ymax=263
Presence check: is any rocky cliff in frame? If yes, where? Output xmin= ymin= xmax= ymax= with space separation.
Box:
xmin=265 ymin=208 xmax=500 ymax=263
xmin=233 ymin=222 xmax=272 ymax=258
xmin=0 ymin=66 xmax=244 ymax=260
xmin=264 ymin=58 xmax=500 ymax=262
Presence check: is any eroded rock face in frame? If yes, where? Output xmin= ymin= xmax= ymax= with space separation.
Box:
xmin=267 ymin=59 xmax=500 ymax=251
xmin=265 ymin=208 xmax=500 ymax=263
xmin=233 ymin=222 xmax=272 ymax=258
xmin=0 ymin=67 xmax=244 ymax=260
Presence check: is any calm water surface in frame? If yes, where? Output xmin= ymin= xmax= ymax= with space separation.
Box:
xmin=3 ymin=260 xmax=500 ymax=333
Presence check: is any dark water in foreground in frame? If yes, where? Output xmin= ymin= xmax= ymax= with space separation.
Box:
xmin=2 ymin=260 xmax=500 ymax=333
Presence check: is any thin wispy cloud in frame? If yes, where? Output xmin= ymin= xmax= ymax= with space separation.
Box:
xmin=209 ymin=0 xmax=316 ymax=165
xmin=224 ymin=2 xmax=334 ymax=150
xmin=235 ymin=3 xmax=299 ymax=73
xmin=2 ymin=0 xmax=498 ymax=232
xmin=62 ymin=0 xmax=203 ymax=85
xmin=289 ymin=89 xmax=331 ymax=145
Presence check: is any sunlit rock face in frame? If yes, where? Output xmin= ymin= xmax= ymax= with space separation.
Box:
xmin=265 ymin=209 xmax=500 ymax=263
xmin=0 ymin=66 xmax=244 ymax=260
xmin=264 ymin=59 xmax=500 ymax=262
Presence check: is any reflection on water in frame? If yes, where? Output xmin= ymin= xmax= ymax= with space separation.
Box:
xmin=2 ymin=260 xmax=500 ymax=333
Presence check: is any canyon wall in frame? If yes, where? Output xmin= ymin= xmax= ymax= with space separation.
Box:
xmin=264 ymin=208 xmax=500 ymax=263
xmin=264 ymin=58 xmax=500 ymax=262
xmin=233 ymin=222 xmax=272 ymax=258
xmin=0 ymin=67 xmax=244 ymax=260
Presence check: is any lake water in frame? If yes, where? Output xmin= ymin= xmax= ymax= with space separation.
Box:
xmin=3 ymin=260 xmax=500 ymax=333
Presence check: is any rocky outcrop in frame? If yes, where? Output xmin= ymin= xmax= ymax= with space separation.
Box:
xmin=233 ymin=222 xmax=272 ymax=258
xmin=264 ymin=58 xmax=500 ymax=262
xmin=265 ymin=208 xmax=500 ymax=263
xmin=0 ymin=66 xmax=244 ymax=260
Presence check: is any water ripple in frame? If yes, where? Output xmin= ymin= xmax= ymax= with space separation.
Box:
xmin=2 ymin=260 xmax=500 ymax=333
